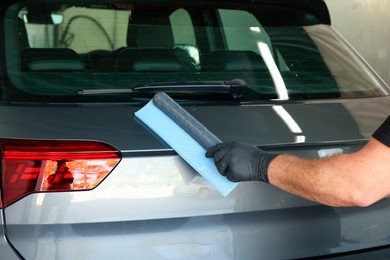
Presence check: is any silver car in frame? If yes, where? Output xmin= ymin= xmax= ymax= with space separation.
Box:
xmin=1 ymin=0 xmax=389 ymax=259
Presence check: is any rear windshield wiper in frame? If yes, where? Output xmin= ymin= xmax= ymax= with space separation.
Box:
xmin=77 ymin=79 xmax=245 ymax=99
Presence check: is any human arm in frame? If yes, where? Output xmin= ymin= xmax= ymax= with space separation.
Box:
xmin=268 ymin=138 xmax=390 ymax=207
xmin=206 ymin=138 xmax=390 ymax=207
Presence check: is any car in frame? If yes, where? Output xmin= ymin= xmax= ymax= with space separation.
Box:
xmin=0 ymin=0 xmax=389 ymax=259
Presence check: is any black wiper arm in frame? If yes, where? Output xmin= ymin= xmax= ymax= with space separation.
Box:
xmin=77 ymin=89 xmax=134 ymax=95
xmin=133 ymin=79 xmax=245 ymax=96
xmin=78 ymin=79 xmax=245 ymax=98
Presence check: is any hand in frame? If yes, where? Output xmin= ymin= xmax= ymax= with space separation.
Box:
xmin=205 ymin=141 xmax=278 ymax=182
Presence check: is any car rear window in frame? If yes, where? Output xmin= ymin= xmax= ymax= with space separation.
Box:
xmin=2 ymin=0 xmax=389 ymax=102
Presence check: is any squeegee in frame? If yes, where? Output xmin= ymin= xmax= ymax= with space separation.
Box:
xmin=135 ymin=92 xmax=238 ymax=197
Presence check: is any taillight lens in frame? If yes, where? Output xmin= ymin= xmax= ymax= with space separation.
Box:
xmin=0 ymin=139 xmax=121 ymax=208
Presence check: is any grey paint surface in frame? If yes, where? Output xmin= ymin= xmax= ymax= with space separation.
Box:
xmin=0 ymin=98 xmax=388 ymax=150
xmin=1 ymin=97 xmax=390 ymax=259
xmin=0 ymin=212 xmax=19 ymax=259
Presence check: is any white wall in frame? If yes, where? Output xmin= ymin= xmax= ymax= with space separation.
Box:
xmin=325 ymin=0 xmax=390 ymax=86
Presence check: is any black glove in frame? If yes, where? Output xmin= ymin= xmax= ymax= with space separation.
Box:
xmin=205 ymin=141 xmax=279 ymax=182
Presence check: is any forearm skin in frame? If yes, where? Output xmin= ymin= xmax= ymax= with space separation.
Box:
xmin=268 ymin=138 xmax=390 ymax=207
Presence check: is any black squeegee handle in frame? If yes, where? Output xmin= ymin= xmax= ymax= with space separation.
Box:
xmin=153 ymin=92 xmax=221 ymax=150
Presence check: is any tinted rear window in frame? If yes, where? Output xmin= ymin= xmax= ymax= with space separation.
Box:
xmin=2 ymin=0 xmax=389 ymax=102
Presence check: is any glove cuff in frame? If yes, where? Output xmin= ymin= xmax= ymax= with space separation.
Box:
xmin=258 ymin=153 xmax=279 ymax=183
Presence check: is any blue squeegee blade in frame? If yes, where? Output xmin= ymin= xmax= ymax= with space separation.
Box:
xmin=134 ymin=99 xmax=238 ymax=197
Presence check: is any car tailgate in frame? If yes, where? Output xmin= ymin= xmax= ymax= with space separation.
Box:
xmin=1 ymin=98 xmax=389 ymax=259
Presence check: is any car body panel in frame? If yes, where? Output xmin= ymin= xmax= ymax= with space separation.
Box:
xmin=0 ymin=211 xmax=19 ymax=260
xmin=1 ymin=97 xmax=390 ymax=259
xmin=0 ymin=97 xmax=388 ymax=149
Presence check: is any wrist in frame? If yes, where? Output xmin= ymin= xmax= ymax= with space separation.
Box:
xmin=258 ymin=152 xmax=279 ymax=183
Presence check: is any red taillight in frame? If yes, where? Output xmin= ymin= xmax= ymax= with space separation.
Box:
xmin=0 ymin=139 xmax=121 ymax=208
